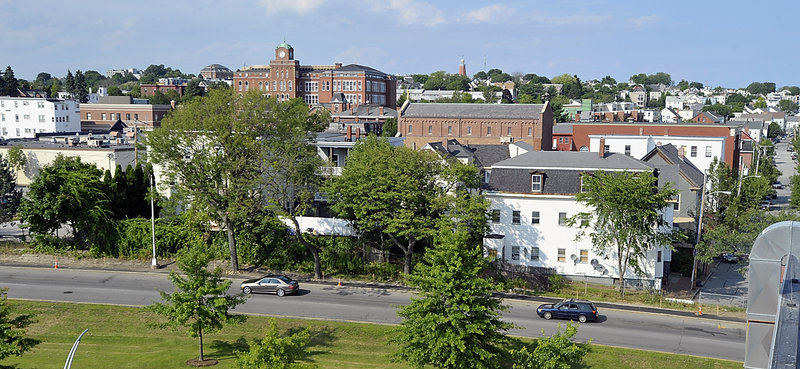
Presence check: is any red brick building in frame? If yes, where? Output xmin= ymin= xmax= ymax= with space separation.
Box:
xmin=233 ymin=42 xmax=396 ymax=112
xmin=140 ymin=84 xmax=185 ymax=97
xmin=80 ymin=96 xmax=173 ymax=131
xmin=399 ymin=102 xmax=554 ymax=150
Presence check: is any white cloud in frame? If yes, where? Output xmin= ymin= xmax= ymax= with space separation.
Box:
xmin=630 ymin=14 xmax=658 ymax=27
xmin=462 ymin=5 xmax=513 ymax=24
xmin=374 ymin=0 xmax=445 ymax=27
xmin=256 ymin=0 xmax=325 ymax=16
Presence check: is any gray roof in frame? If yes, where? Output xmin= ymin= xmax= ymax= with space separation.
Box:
xmin=403 ymin=103 xmax=546 ymax=119
xmin=201 ymin=64 xmax=231 ymax=72
xmin=787 ymin=115 xmax=800 ymax=123
xmin=552 ymin=123 xmax=573 ymax=134
xmin=487 ymin=152 xmax=654 ymax=194
xmin=641 ymin=144 xmax=704 ymax=188
xmin=335 ymin=64 xmax=387 ymax=76
xmin=492 ymin=151 xmax=653 ymax=171
xmin=471 ymin=145 xmax=510 ymax=168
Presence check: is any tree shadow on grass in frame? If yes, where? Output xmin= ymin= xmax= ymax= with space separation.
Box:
xmin=209 ymin=336 xmax=249 ymax=360
xmin=207 ymin=326 xmax=338 ymax=365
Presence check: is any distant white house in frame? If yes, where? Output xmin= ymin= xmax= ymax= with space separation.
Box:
xmin=588 ymin=134 xmax=726 ymax=174
xmin=0 ymin=97 xmax=80 ymax=138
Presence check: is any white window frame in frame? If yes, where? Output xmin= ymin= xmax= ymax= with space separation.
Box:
xmin=531 ymin=174 xmax=542 ymax=192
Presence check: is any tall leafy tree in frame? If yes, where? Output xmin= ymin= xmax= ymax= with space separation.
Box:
xmin=381 ymin=117 xmax=397 ymax=137
xmin=147 ymin=89 xmax=272 ymax=271
xmin=259 ymin=98 xmax=329 ymax=278
xmin=18 ymin=155 xmax=112 ymax=249
xmin=2 ymin=66 xmax=18 ymax=97
xmin=148 ymin=246 xmax=246 ymax=363
xmin=327 ymin=136 xmax=445 ymax=274
xmin=64 ymin=70 xmax=75 ymax=98
xmin=570 ymin=171 xmax=676 ymax=296
xmin=392 ymin=225 xmax=513 ymax=369
xmin=74 ymin=70 xmax=88 ymax=103
xmin=0 ymin=153 xmax=21 ymax=223
xmin=0 ymin=288 xmax=39 ymax=362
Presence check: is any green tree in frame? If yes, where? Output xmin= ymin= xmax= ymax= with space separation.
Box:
xmin=473 ymin=71 xmax=488 ymax=80
xmin=82 ymin=70 xmax=105 ymax=89
xmin=48 ymin=79 xmax=61 ymax=99
xmin=629 ymin=73 xmax=647 ymax=85
xmin=146 ymin=89 xmax=271 ymax=271
xmin=149 ymin=246 xmax=247 ymax=363
xmin=2 ymin=66 xmax=19 ymax=97
xmin=570 ymin=171 xmax=676 ymax=296
xmin=18 ymin=155 xmax=112 ymax=249
xmin=703 ymin=103 xmax=733 ymax=118
xmin=327 ymin=136 xmax=462 ymax=274
xmin=235 ymin=318 xmax=311 ymax=369
xmin=107 ymin=85 xmax=123 ymax=96
xmin=184 ymin=78 xmax=205 ymax=101
xmin=768 ymin=122 xmax=783 ymax=138
xmin=74 ymin=70 xmax=88 ymax=103
xmin=381 ymin=117 xmax=397 ymax=137
xmin=259 ymin=99 xmax=330 ymax=278
xmin=788 ymin=86 xmax=800 ymax=95
xmin=754 ymin=97 xmax=767 ymax=108
xmin=778 ymin=99 xmax=799 ymax=113
xmin=391 ymin=226 xmax=513 ymax=369
xmin=6 ymin=145 xmax=25 ymax=172
xmin=0 ymin=288 xmax=39 ymax=362
xmin=33 ymin=72 xmax=52 ymax=90
xmin=677 ymin=80 xmax=689 ymax=91
xmin=690 ymin=81 xmax=704 ymax=89
xmin=600 ymin=75 xmax=616 ymax=85
xmin=791 ymin=172 xmax=800 ymax=209
xmin=510 ymin=323 xmax=589 ymax=369
xmin=64 ymin=70 xmax=75 ymax=98
xmin=550 ymin=74 xmax=576 ymax=86
xmin=0 ymin=153 xmax=21 ymax=223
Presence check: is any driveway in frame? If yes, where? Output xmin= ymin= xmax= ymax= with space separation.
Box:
xmin=699 ymin=260 xmax=748 ymax=308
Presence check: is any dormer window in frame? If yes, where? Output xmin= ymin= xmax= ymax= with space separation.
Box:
xmin=531 ymin=174 xmax=542 ymax=192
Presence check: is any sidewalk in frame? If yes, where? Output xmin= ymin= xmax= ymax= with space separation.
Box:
xmin=0 ymin=251 xmax=745 ymax=322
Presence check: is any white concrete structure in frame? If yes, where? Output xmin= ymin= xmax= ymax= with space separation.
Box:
xmin=0 ymin=97 xmax=80 ymax=138
xmin=588 ymin=134 xmax=726 ymax=173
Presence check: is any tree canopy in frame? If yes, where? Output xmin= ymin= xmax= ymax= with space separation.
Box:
xmin=149 ymin=246 xmax=246 ymax=363
xmin=392 ymin=226 xmax=512 ymax=369
xmin=0 ymin=288 xmax=39 ymax=362
xmin=571 ymin=170 xmax=676 ymax=296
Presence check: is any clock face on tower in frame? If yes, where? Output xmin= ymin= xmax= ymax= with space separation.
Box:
xmin=279 ymin=50 xmax=286 ymax=58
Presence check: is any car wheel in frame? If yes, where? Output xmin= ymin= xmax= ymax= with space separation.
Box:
xmin=578 ymin=315 xmax=588 ymax=323
xmin=276 ymin=288 xmax=286 ymax=297
xmin=243 ymin=286 xmax=251 ymax=295
xmin=543 ymin=311 xmax=552 ymax=320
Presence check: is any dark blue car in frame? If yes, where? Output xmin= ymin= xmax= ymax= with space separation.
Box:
xmin=537 ymin=299 xmax=598 ymax=323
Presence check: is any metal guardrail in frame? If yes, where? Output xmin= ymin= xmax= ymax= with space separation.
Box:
xmin=699 ymin=291 xmax=746 ymax=308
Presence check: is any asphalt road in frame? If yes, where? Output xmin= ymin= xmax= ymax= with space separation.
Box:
xmin=0 ymin=266 xmax=745 ymax=362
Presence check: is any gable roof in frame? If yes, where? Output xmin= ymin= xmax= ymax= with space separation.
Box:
xmin=403 ymin=102 xmax=546 ymax=119
xmin=640 ymin=144 xmax=704 ymax=188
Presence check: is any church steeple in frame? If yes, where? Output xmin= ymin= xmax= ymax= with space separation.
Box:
xmin=458 ymin=57 xmax=466 ymax=77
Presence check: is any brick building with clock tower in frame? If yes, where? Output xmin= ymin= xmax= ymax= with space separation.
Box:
xmin=233 ymin=42 xmax=396 ymax=112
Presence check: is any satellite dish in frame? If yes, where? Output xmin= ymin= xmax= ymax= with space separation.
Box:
xmin=602 ymin=269 xmax=609 ymax=275
xmin=591 ymin=259 xmax=599 ymax=267
xmin=570 ymin=254 xmax=578 ymax=261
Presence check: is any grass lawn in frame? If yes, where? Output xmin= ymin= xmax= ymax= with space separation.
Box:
xmin=1 ymin=300 xmax=742 ymax=369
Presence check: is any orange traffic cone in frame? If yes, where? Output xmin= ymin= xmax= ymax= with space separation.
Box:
xmin=54 ymin=257 xmax=58 ymax=269
xmin=338 ymin=278 xmax=342 ymax=287
xmin=697 ymin=305 xmax=702 ymax=316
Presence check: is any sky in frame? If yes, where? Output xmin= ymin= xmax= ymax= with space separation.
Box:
xmin=2 ymin=0 xmax=799 ymax=89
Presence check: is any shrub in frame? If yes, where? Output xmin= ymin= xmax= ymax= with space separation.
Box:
xmin=318 ymin=237 xmax=365 ymax=276
xmin=511 ymin=322 xmax=589 ymax=369
xmin=365 ymin=261 xmax=403 ymax=281
xmin=235 ymin=318 xmax=313 ymax=369
xmin=548 ymin=274 xmax=567 ymax=293
xmin=114 ymin=217 xmax=196 ymax=259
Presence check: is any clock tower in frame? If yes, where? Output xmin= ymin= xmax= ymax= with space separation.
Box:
xmin=275 ymin=41 xmax=294 ymax=61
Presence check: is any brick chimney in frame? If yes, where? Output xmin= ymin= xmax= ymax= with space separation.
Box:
xmin=346 ymin=126 xmax=352 ymax=141
xmin=599 ymin=138 xmax=606 ymax=158
xmin=335 ymin=63 xmax=342 ymax=68
xmin=379 ymin=106 xmax=384 ymax=115
xmin=678 ymin=147 xmax=685 ymax=158
xmin=442 ymin=139 xmax=448 ymax=150
xmin=356 ymin=127 xmax=361 ymax=139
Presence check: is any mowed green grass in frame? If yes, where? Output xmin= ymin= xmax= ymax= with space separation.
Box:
xmin=1 ymin=300 xmax=742 ymax=369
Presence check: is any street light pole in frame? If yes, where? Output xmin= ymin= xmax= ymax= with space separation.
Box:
xmin=150 ymin=173 xmax=157 ymax=269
